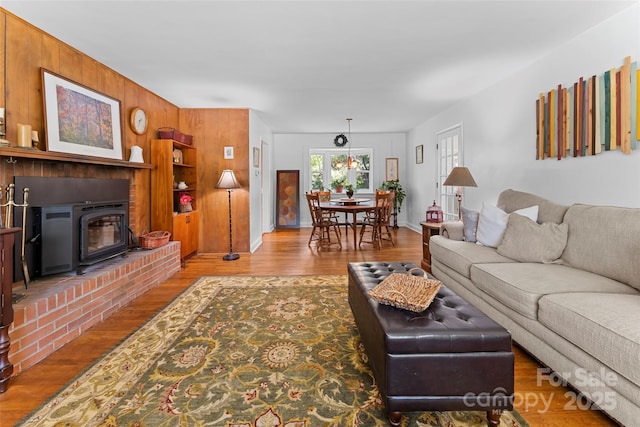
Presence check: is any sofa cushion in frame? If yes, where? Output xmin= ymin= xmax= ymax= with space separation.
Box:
xmin=497 ymin=189 xmax=568 ymax=224
xmin=497 ymin=214 xmax=568 ymax=263
xmin=470 ymin=263 xmax=638 ymax=320
xmin=476 ymin=204 xmax=538 ymax=248
xmin=429 ymin=236 xmax=516 ymax=279
xmin=538 ymin=293 xmax=640 ymax=387
xmin=561 ymin=204 xmax=640 ymax=291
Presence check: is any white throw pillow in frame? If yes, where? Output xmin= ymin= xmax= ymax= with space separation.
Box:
xmin=476 ymin=203 xmax=539 ymax=248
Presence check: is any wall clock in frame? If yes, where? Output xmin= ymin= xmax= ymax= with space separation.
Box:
xmin=334 ymin=134 xmax=348 ymax=147
xmin=130 ymin=107 xmax=148 ymax=135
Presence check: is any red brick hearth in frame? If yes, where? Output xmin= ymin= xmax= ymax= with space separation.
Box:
xmin=8 ymin=242 xmax=181 ymax=375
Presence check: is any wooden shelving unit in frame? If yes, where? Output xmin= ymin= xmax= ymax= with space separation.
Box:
xmin=150 ymin=139 xmax=198 ymax=259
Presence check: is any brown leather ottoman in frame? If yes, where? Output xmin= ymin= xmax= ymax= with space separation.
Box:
xmin=348 ymin=262 xmax=514 ymax=427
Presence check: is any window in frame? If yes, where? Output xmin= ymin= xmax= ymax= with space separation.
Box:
xmin=437 ymin=125 xmax=462 ymax=221
xmin=309 ymin=148 xmax=373 ymax=193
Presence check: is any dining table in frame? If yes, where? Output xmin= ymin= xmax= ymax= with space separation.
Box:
xmin=320 ymin=198 xmax=375 ymax=249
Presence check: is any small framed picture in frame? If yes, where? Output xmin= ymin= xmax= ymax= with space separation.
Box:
xmin=253 ymin=147 xmax=260 ymax=167
xmin=224 ymin=146 xmax=234 ymax=159
xmin=385 ymin=157 xmax=398 ymax=181
xmin=416 ymin=145 xmax=424 ymax=164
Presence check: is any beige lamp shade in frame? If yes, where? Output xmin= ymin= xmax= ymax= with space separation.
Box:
xmin=443 ymin=166 xmax=477 ymax=221
xmin=216 ymin=169 xmax=240 ymax=189
xmin=443 ymin=167 xmax=477 ymax=188
xmin=217 ymin=169 xmax=241 ymax=261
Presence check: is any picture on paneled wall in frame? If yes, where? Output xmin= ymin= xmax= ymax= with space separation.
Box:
xmin=536 ymin=56 xmax=638 ymax=160
xmin=42 ymin=69 xmax=123 ymax=160
xmin=276 ymin=170 xmax=300 ymax=228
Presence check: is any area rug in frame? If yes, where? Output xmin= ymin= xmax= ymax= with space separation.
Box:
xmin=18 ymin=275 xmax=529 ymax=427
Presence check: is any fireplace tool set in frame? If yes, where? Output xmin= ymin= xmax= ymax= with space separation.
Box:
xmin=0 ymin=184 xmax=30 ymax=287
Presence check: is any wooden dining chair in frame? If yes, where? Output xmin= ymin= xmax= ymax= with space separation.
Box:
xmin=359 ymin=190 xmax=395 ymax=248
xmin=317 ymin=190 xmax=331 ymax=202
xmin=306 ymin=192 xmax=342 ymax=248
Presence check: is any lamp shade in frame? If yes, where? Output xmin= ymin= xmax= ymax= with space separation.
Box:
xmin=443 ymin=167 xmax=477 ymax=188
xmin=216 ymin=169 xmax=240 ymax=189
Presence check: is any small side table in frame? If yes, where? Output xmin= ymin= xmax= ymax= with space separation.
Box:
xmin=420 ymin=222 xmax=442 ymax=273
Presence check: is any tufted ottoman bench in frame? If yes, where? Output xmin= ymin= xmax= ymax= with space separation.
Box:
xmin=348 ymin=262 xmax=514 ymax=427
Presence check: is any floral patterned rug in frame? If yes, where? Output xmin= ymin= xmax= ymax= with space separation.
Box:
xmin=18 ymin=275 xmax=529 ymax=427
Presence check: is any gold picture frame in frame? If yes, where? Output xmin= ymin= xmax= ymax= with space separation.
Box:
xmin=385 ymin=158 xmax=398 ymax=181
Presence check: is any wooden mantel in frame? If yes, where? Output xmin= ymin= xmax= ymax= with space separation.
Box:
xmin=0 ymin=147 xmax=155 ymax=169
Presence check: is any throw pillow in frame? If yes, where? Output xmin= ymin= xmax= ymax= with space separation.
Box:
xmin=476 ymin=203 xmax=539 ymax=248
xmin=497 ymin=213 xmax=569 ymax=263
xmin=460 ymin=206 xmax=479 ymax=243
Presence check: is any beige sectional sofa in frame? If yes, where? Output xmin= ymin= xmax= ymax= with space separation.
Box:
xmin=430 ymin=189 xmax=640 ymax=427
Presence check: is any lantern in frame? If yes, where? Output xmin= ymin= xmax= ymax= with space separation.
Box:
xmin=426 ymin=200 xmax=443 ymax=223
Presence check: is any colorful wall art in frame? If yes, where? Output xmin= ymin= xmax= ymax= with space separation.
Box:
xmin=276 ymin=170 xmax=300 ymax=228
xmin=536 ymin=56 xmax=638 ymax=160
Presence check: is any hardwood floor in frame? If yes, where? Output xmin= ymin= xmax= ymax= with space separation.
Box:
xmin=0 ymin=227 xmax=619 ymax=426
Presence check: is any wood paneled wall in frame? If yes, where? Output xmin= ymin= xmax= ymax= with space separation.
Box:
xmin=0 ymin=10 xmax=251 ymax=254
xmin=0 ymin=9 xmax=180 ymax=234
xmin=179 ymin=108 xmax=250 ymax=253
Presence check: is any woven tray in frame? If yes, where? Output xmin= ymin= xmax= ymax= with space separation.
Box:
xmin=139 ymin=231 xmax=171 ymax=249
xmin=369 ymin=273 xmax=441 ymax=312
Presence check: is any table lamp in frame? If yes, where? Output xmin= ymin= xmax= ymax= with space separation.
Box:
xmin=443 ymin=167 xmax=477 ymax=220
xmin=216 ymin=169 xmax=241 ymax=261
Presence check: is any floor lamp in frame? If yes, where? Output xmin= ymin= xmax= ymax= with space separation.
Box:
xmin=443 ymin=166 xmax=477 ymax=220
xmin=216 ymin=169 xmax=240 ymax=261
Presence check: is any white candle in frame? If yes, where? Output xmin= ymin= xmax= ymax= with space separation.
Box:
xmin=17 ymin=123 xmax=32 ymax=148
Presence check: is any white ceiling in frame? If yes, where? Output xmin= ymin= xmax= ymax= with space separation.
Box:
xmin=2 ymin=0 xmax=636 ymax=133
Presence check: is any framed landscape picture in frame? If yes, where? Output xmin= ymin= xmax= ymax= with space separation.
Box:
xmin=41 ymin=69 xmax=123 ymax=160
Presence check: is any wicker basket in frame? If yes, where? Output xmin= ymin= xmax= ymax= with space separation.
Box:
xmin=369 ymin=273 xmax=441 ymax=312
xmin=139 ymin=231 xmax=171 ymax=249
xmin=157 ymin=127 xmax=193 ymax=145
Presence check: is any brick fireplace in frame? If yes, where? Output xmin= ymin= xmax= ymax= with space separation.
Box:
xmin=14 ymin=177 xmax=132 ymax=280
xmin=9 ymin=242 xmax=181 ymax=376
xmin=4 ymin=176 xmax=182 ymax=378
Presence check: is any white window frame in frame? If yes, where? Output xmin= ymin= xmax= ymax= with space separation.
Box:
xmin=437 ymin=124 xmax=463 ymax=221
xmin=309 ymin=148 xmax=374 ymax=193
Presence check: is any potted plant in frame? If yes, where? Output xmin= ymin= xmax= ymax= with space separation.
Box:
xmin=380 ymin=180 xmax=406 ymax=227
xmin=344 ymin=183 xmax=355 ymax=198
xmin=330 ymin=176 xmax=347 ymax=193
